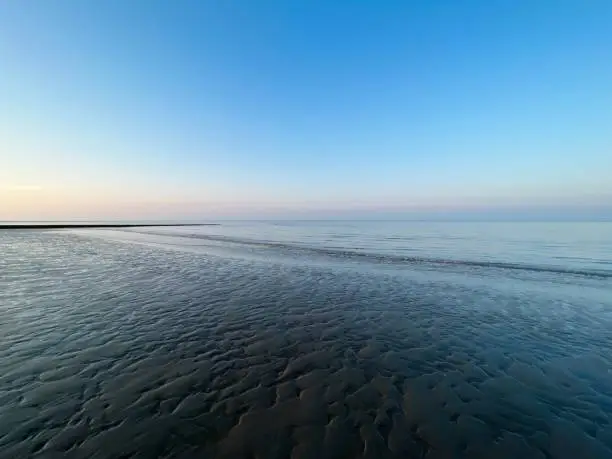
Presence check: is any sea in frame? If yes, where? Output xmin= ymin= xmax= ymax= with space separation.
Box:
xmin=1 ymin=221 xmax=611 ymax=458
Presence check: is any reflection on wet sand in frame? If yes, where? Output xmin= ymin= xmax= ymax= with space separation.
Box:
xmin=1 ymin=230 xmax=611 ymax=458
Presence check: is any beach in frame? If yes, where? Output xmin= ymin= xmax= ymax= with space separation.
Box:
xmin=1 ymin=222 xmax=611 ymax=458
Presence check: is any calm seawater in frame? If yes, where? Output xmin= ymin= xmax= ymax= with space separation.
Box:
xmin=1 ymin=222 xmax=611 ymax=458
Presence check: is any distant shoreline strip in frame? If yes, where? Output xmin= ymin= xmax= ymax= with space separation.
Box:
xmin=0 ymin=224 xmax=219 ymax=229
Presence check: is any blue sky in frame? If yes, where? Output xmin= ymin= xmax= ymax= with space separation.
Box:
xmin=1 ymin=1 xmax=611 ymax=219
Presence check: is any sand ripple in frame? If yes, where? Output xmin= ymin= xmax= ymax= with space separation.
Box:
xmin=1 ymin=231 xmax=611 ymax=458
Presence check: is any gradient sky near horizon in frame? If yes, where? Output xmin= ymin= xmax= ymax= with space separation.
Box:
xmin=1 ymin=1 xmax=611 ymax=220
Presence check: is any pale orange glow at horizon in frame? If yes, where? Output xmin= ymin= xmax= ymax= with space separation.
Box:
xmin=2 ymin=181 xmax=611 ymax=221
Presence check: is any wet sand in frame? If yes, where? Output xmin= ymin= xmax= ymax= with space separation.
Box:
xmin=1 ymin=231 xmax=611 ymax=458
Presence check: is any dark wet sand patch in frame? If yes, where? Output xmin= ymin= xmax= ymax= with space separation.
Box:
xmin=1 ymin=231 xmax=611 ymax=458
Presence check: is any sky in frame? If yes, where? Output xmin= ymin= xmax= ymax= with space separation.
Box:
xmin=1 ymin=0 xmax=611 ymax=220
